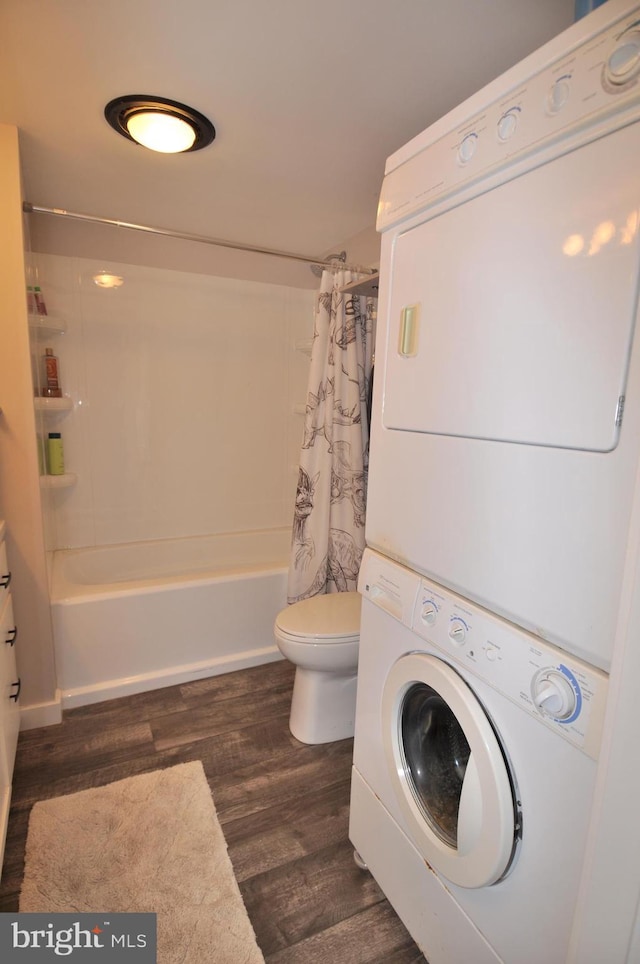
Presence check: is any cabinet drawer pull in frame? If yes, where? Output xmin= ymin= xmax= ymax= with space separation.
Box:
xmin=0 ymin=571 xmax=11 ymax=589
xmin=6 ymin=626 xmax=17 ymax=647
xmin=10 ymin=677 xmax=20 ymax=702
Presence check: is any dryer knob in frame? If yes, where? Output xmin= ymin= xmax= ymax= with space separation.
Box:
xmin=458 ymin=132 xmax=478 ymax=164
xmin=547 ymin=79 xmax=570 ymax=114
xmin=497 ymin=110 xmax=518 ymax=142
xmin=532 ymin=672 xmax=576 ymax=720
xmin=604 ymin=28 xmax=640 ymax=87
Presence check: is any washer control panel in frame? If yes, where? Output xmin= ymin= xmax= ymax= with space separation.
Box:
xmin=359 ymin=549 xmax=608 ymax=760
xmin=378 ymin=10 xmax=640 ymax=231
xmin=410 ymin=577 xmax=608 ymax=759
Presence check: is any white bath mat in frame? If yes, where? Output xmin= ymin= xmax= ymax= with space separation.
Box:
xmin=20 ymin=761 xmax=264 ymax=963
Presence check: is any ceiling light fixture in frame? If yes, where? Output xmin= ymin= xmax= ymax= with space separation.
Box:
xmin=104 ymin=95 xmax=216 ymax=154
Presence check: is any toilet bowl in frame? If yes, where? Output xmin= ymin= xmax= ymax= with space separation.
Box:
xmin=274 ymin=591 xmax=361 ymax=745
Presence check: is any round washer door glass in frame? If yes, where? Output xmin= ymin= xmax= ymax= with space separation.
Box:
xmin=382 ymin=653 xmax=518 ymax=889
xmin=401 ymin=682 xmax=471 ymax=848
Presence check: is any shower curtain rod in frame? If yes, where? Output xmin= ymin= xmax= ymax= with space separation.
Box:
xmin=22 ymin=202 xmax=377 ymax=275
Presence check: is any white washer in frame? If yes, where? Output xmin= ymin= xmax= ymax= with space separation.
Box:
xmin=366 ymin=0 xmax=640 ymax=672
xmin=350 ymin=549 xmax=608 ymax=964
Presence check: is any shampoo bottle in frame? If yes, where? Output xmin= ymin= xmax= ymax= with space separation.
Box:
xmin=47 ymin=433 xmax=65 ymax=476
xmin=42 ymin=347 xmax=62 ymax=398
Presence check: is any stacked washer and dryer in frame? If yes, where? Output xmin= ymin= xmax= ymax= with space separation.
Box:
xmin=349 ymin=3 xmax=640 ymax=962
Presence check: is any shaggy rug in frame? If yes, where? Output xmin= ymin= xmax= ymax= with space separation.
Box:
xmin=20 ymin=761 xmax=265 ymax=963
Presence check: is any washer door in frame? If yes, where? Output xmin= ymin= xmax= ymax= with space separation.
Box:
xmin=382 ymin=653 xmax=518 ymax=888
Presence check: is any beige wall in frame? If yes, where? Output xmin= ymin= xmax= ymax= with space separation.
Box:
xmin=0 ymin=125 xmax=59 ymax=725
xmin=28 ymin=208 xmax=381 ymax=291
xmin=325 ymin=224 xmax=380 ymax=271
xmin=30 ymin=214 xmax=321 ymax=290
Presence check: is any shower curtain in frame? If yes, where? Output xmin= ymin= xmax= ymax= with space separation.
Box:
xmin=287 ymin=269 xmax=375 ymax=603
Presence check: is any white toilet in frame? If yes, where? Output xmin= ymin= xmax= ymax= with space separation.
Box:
xmin=274 ymin=591 xmax=361 ymax=745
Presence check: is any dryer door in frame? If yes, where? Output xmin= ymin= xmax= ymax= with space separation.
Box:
xmin=382 ymin=653 xmax=519 ymax=888
xmin=382 ymin=121 xmax=640 ymax=453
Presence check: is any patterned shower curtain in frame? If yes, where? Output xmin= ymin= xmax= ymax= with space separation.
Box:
xmin=287 ymin=269 xmax=375 ymax=603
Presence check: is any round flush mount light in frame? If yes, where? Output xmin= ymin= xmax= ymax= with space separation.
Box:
xmin=104 ymin=95 xmax=216 ymax=154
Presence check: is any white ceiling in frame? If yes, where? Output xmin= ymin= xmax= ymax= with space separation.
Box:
xmin=0 ymin=0 xmax=575 ymax=263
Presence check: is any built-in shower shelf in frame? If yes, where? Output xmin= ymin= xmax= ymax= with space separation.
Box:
xmin=340 ymin=273 xmax=380 ymax=298
xmin=28 ymin=314 xmax=67 ymax=337
xmin=40 ymin=472 xmax=77 ymax=489
xmin=34 ymin=396 xmax=73 ymax=414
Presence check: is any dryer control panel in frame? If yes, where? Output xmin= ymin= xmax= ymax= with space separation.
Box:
xmin=378 ymin=8 xmax=640 ymax=231
xmin=359 ymin=549 xmax=608 ymax=760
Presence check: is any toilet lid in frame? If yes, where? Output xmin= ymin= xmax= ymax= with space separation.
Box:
xmin=276 ymin=591 xmax=361 ymax=640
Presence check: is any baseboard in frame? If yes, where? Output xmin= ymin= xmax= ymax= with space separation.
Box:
xmin=19 ymin=689 xmax=63 ymax=730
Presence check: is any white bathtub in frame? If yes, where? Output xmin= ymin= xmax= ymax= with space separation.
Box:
xmin=50 ymin=527 xmax=290 ymax=708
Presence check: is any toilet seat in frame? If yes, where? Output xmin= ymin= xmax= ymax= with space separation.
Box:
xmin=275 ymin=591 xmax=361 ymax=643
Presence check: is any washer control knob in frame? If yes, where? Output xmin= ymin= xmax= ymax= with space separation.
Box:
xmin=421 ymin=602 xmax=437 ymax=626
xmin=449 ymin=618 xmax=467 ymax=646
xmin=604 ymin=28 xmax=640 ymax=87
xmin=532 ymin=671 xmax=577 ymax=720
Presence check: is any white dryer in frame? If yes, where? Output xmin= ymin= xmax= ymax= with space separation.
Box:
xmin=365 ymin=0 xmax=640 ymax=672
xmin=350 ymin=549 xmax=608 ymax=964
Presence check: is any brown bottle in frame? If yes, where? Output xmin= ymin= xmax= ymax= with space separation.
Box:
xmin=42 ymin=347 xmax=62 ymax=398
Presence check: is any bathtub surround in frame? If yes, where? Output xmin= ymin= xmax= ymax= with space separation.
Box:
xmin=20 ymin=762 xmax=265 ymax=964
xmin=288 ymin=269 xmax=374 ymax=602
xmin=32 ymin=253 xmax=314 ymax=552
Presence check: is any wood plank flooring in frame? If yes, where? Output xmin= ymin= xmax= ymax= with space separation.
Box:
xmin=0 ymin=659 xmax=425 ymax=962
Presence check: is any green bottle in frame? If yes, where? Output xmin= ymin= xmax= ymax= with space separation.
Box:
xmin=47 ymin=433 xmax=65 ymax=475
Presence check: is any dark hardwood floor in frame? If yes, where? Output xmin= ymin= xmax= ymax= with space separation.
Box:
xmin=0 ymin=659 xmax=425 ymax=962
